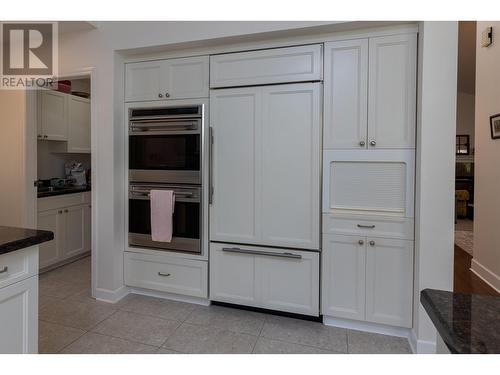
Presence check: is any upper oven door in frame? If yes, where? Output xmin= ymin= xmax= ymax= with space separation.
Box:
xmin=128 ymin=106 xmax=202 ymax=184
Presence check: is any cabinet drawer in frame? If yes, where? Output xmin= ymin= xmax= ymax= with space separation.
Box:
xmin=210 ymin=242 xmax=319 ymax=316
xmin=0 ymin=246 xmax=38 ymax=289
xmin=124 ymin=251 xmax=208 ymax=298
xmin=38 ymin=192 xmax=91 ymax=212
xmin=210 ymin=44 xmax=322 ymax=88
xmin=322 ymin=214 xmax=414 ymax=240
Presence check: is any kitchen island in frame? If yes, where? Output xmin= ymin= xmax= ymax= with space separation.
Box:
xmin=0 ymin=226 xmax=54 ymax=354
xmin=421 ymin=288 xmax=500 ymax=354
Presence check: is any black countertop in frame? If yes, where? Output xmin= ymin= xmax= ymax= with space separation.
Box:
xmin=0 ymin=226 xmax=54 ymax=255
xmin=37 ymin=185 xmax=91 ymax=198
xmin=421 ymin=288 xmax=500 ymax=354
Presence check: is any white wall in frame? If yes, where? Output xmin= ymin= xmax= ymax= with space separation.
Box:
xmin=0 ymin=91 xmax=28 ymax=227
xmin=412 ymin=21 xmax=457 ymax=353
xmin=471 ymin=22 xmax=500 ymax=292
xmin=37 ymin=141 xmax=91 ymax=180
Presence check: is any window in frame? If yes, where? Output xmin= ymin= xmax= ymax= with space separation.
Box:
xmin=456 ymin=135 xmax=470 ymax=155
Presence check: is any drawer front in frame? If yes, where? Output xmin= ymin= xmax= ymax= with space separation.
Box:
xmin=210 ymin=242 xmax=319 ymax=316
xmin=124 ymin=251 xmax=208 ymax=298
xmin=0 ymin=246 xmax=38 ymax=289
xmin=38 ymin=192 xmax=91 ymax=212
xmin=210 ymin=44 xmax=322 ymax=88
xmin=323 ymin=214 xmax=414 ymax=240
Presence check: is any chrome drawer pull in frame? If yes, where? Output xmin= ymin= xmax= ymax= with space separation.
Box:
xmin=158 ymin=272 xmax=171 ymax=277
xmin=357 ymin=224 xmax=375 ymax=229
xmin=0 ymin=266 xmax=8 ymax=274
xmin=222 ymin=247 xmax=302 ymax=259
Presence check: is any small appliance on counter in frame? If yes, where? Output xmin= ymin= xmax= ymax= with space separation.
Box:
xmin=65 ymin=161 xmax=87 ymax=186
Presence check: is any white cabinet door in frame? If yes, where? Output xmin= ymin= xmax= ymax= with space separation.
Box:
xmin=210 ymin=87 xmax=261 ymax=244
xmin=0 ymin=276 xmax=38 ymax=354
xmin=38 ymin=90 xmax=67 ymax=141
xmin=62 ymin=205 xmax=87 ymax=259
xmin=368 ymin=34 xmax=417 ymax=149
xmin=37 ymin=209 xmax=63 ymax=269
xmin=260 ymin=83 xmax=321 ymax=249
xmin=322 ymin=234 xmax=366 ymax=320
xmin=209 ymin=243 xmax=259 ymax=305
xmin=67 ymin=96 xmax=91 ymax=153
xmin=210 ymin=83 xmax=321 ymax=250
xmin=125 ymin=60 xmax=165 ymax=102
xmin=165 ymin=56 xmax=209 ymax=99
xmin=365 ymin=238 xmax=413 ymax=328
xmin=260 ymin=249 xmax=319 ymax=316
xmin=84 ymin=204 xmax=92 ymax=253
xmin=324 ymin=39 xmax=368 ymax=149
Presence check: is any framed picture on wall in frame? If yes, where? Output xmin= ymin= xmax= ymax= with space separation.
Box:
xmin=491 ymin=113 xmax=500 ymax=139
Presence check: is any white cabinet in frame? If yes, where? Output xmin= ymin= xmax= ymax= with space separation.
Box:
xmin=322 ymin=234 xmax=413 ymax=327
xmin=210 ymin=243 xmax=319 ymax=316
xmin=0 ymin=276 xmax=38 ymax=354
xmin=365 ymin=237 xmax=413 ymax=327
xmin=324 ymin=39 xmax=368 ymax=149
xmin=38 ymin=91 xmax=91 ymax=154
xmin=0 ymin=246 xmax=39 ymax=354
xmin=367 ymin=34 xmax=417 ymax=149
xmin=323 ymin=34 xmax=417 ymax=150
xmin=210 ymin=44 xmax=322 ymax=88
xmin=125 ymin=56 xmax=209 ymax=102
xmin=67 ymin=95 xmax=91 ymax=153
xmin=38 ymin=90 xmax=67 ymax=141
xmin=322 ymin=234 xmax=365 ymax=320
xmin=37 ymin=193 xmax=91 ymax=270
xmin=210 ymin=83 xmax=321 ymax=250
xmin=124 ymin=251 xmax=208 ymax=298
xmin=37 ymin=209 xmax=63 ymax=269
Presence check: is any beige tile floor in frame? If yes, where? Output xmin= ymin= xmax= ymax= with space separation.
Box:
xmin=38 ymin=256 xmax=412 ymax=354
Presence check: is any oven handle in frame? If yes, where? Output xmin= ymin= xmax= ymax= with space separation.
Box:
xmin=130 ymin=120 xmax=200 ymax=132
xmin=130 ymin=190 xmax=194 ymax=198
xmin=222 ymin=247 xmax=302 ymax=259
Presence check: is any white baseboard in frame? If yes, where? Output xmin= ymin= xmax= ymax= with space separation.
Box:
xmin=130 ymin=287 xmax=210 ymax=306
xmin=323 ymin=316 xmax=411 ymax=339
xmin=94 ymin=285 xmax=130 ymax=303
xmin=470 ymin=259 xmax=500 ymax=293
xmin=409 ymin=329 xmax=436 ymax=354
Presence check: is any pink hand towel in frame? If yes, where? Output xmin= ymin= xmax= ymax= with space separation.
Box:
xmin=150 ymin=189 xmax=175 ymax=242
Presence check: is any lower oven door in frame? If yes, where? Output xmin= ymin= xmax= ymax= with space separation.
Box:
xmin=128 ymin=184 xmax=201 ymax=253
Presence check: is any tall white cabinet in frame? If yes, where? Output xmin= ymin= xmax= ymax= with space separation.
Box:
xmin=209 ymin=45 xmax=322 ymax=316
xmin=322 ymin=32 xmax=417 ymax=329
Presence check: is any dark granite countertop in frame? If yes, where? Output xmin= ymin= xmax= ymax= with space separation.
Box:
xmin=37 ymin=185 xmax=91 ymax=198
xmin=421 ymin=288 xmax=500 ymax=354
xmin=0 ymin=226 xmax=54 ymax=255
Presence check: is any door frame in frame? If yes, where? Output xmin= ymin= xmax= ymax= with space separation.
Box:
xmin=26 ymin=67 xmax=98 ymax=297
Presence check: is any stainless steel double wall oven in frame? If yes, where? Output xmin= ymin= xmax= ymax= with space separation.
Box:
xmin=128 ymin=104 xmax=205 ymax=254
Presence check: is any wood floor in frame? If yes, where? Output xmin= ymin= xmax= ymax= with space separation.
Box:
xmin=454 ymin=244 xmax=499 ymax=297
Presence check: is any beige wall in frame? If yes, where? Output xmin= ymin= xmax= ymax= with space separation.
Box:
xmin=0 ymin=91 xmax=27 ymax=227
xmin=456 ymin=91 xmax=475 ymax=155
xmin=472 ymin=22 xmax=500 ymax=292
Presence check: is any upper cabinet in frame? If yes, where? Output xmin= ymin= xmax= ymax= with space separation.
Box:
xmin=324 ymin=39 xmax=368 ymax=149
xmin=210 ymin=83 xmax=321 ymax=250
xmin=125 ymin=56 xmax=209 ymax=102
xmin=323 ymin=34 xmax=417 ymax=150
xmin=210 ymin=44 xmax=322 ymax=88
xmin=38 ymin=90 xmax=68 ymax=141
xmin=38 ymin=90 xmax=91 ymax=154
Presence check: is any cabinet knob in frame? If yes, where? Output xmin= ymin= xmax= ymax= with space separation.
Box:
xmin=58 ymin=210 xmax=63 ymax=214
xmin=369 ymin=240 xmax=375 ymax=246
xmin=64 ymin=209 xmax=68 ymax=213
xmin=359 ymin=140 xmax=365 ymax=147
xmin=37 ymin=135 xmax=42 ymax=139
xmin=43 ymin=135 xmax=48 ymax=139
xmin=165 ymin=92 xmax=170 ymax=98
xmin=158 ymin=93 xmax=163 ymax=98
xmin=370 ymin=140 xmax=376 ymax=146
xmin=358 ymin=240 xmax=364 ymax=245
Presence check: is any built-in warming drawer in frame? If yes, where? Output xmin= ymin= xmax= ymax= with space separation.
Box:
xmin=210 ymin=242 xmax=319 ymax=316
xmin=322 ymin=214 xmax=414 ymax=240
xmin=0 ymin=246 xmax=38 ymax=289
xmin=124 ymin=251 xmax=208 ymax=298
